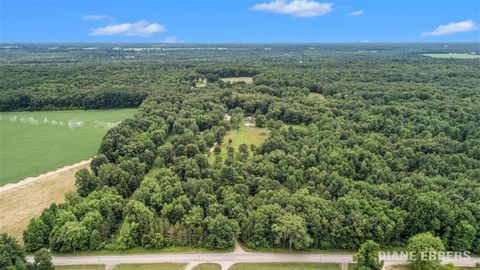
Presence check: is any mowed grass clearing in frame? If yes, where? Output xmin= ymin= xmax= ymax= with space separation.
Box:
xmin=113 ymin=263 xmax=187 ymax=270
xmin=192 ymin=264 xmax=221 ymax=270
xmin=56 ymin=265 xmax=105 ymax=270
xmin=386 ymin=265 xmax=478 ymax=270
xmin=0 ymin=109 xmax=136 ymax=185
xmin=63 ymin=244 xmax=231 ymax=255
xmin=422 ymin=53 xmax=480 ymax=59
xmin=209 ymin=120 xmax=269 ymax=163
xmin=385 ymin=265 xmax=412 ymax=270
xmin=229 ymin=263 xmax=341 ymax=270
xmin=221 ymin=77 xmax=254 ymax=84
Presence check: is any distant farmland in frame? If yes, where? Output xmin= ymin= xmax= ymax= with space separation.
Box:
xmin=0 ymin=109 xmax=136 ymax=185
xmin=422 ymin=53 xmax=480 ymax=59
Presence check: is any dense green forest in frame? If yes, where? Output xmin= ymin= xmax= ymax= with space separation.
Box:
xmin=2 ymin=43 xmax=479 ymax=253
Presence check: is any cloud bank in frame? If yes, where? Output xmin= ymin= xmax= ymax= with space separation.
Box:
xmin=252 ymin=0 xmax=333 ymax=17
xmin=422 ymin=20 xmax=477 ymax=36
xmin=91 ymin=20 xmax=166 ymax=37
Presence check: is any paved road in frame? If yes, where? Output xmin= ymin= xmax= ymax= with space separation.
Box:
xmin=28 ymin=242 xmax=480 ymax=270
xmin=39 ymin=252 xmax=479 ymax=269
xmin=50 ymin=252 xmax=354 ymax=265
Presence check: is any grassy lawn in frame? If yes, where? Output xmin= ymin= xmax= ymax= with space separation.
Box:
xmin=55 ymin=265 xmax=105 ymax=270
xmin=51 ymin=245 xmax=232 ymax=256
xmin=229 ymin=263 xmax=341 ymax=270
xmin=0 ymin=109 xmax=136 ymax=185
xmin=221 ymin=77 xmax=254 ymax=84
xmin=242 ymin=245 xmax=354 ymax=254
xmin=208 ymin=120 xmax=269 ymax=163
xmin=192 ymin=264 xmax=222 ymax=270
xmin=422 ymin=53 xmax=480 ymax=59
xmin=387 ymin=264 xmax=478 ymax=270
xmin=113 ymin=263 xmax=187 ymax=270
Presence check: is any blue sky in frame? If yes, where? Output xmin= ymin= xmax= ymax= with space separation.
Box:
xmin=1 ymin=0 xmax=479 ymax=42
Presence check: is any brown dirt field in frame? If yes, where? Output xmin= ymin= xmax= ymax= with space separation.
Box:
xmin=0 ymin=161 xmax=89 ymax=242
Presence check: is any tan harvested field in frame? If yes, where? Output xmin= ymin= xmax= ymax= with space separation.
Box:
xmin=0 ymin=161 xmax=88 ymax=241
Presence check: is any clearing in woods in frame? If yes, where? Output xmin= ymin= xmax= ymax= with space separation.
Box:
xmin=0 ymin=109 xmax=136 ymax=185
xmin=221 ymin=77 xmax=254 ymax=84
xmin=208 ymin=119 xmax=269 ymax=163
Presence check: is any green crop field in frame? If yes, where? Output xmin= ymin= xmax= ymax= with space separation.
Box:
xmin=0 ymin=109 xmax=136 ymax=185
xmin=422 ymin=53 xmax=480 ymax=59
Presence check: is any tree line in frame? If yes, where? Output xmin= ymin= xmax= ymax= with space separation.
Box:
xmin=2 ymin=44 xmax=477 ymax=255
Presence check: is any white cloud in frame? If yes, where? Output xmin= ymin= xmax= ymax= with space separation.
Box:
xmin=252 ymin=0 xmax=333 ymax=17
xmin=422 ymin=20 xmax=477 ymax=36
xmin=163 ymin=36 xmax=178 ymax=43
xmin=91 ymin=20 xmax=166 ymax=37
xmin=82 ymin=15 xmax=114 ymax=21
xmin=348 ymin=10 xmax=363 ymax=16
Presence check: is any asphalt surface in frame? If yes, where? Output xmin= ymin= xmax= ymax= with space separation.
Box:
xmin=50 ymin=252 xmax=353 ymax=264
xmin=38 ymin=251 xmax=479 ymax=269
